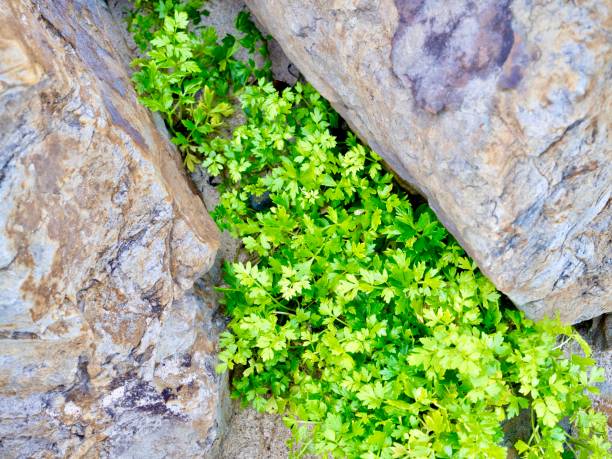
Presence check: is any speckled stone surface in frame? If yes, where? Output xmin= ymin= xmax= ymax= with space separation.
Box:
xmin=246 ymin=0 xmax=611 ymax=324
xmin=0 ymin=0 xmax=224 ymax=457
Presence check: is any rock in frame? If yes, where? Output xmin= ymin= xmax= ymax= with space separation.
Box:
xmin=501 ymin=409 xmax=531 ymax=459
xmin=249 ymin=191 xmax=273 ymax=211
xmin=0 ymin=0 xmax=224 ymax=457
xmin=219 ymin=405 xmax=291 ymax=459
xmin=267 ymin=39 xmax=300 ymax=86
xmin=568 ymin=315 xmax=612 ymax=441
xmin=246 ymin=0 xmax=611 ymax=323
xmin=590 ymin=345 xmax=612 ymax=441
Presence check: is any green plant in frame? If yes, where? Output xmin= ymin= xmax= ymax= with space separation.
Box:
xmin=127 ymin=0 xmax=205 ymax=51
xmin=131 ymin=5 xmax=270 ymax=171
xmin=128 ymin=4 xmax=611 ymax=458
xmin=213 ymin=81 xmax=610 ymax=459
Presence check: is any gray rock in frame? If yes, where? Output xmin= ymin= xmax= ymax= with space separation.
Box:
xmin=573 ymin=314 xmax=612 ymax=441
xmin=0 ymin=0 xmax=223 ymax=457
xmin=246 ymin=0 xmax=612 ymax=324
xmin=219 ymin=405 xmax=291 ymax=459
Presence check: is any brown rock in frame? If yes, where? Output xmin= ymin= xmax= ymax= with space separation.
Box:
xmin=0 ymin=0 xmax=224 ymax=457
xmin=246 ymin=0 xmax=611 ymax=323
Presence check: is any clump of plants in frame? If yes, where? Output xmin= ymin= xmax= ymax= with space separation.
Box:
xmin=128 ymin=3 xmax=611 ymax=458
xmin=130 ymin=0 xmax=270 ymax=171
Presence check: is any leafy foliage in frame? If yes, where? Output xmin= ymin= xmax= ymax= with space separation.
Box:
xmin=212 ymin=82 xmax=610 ymax=459
xmin=131 ymin=5 xmax=270 ymax=171
xmin=128 ymin=3 xmax=611 ymax=458
xmin=127 ymin=0 xmax=206 ymax=51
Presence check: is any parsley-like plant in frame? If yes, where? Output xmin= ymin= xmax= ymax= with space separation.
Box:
xmin=128 ymin=3 xmax=611 ymax=458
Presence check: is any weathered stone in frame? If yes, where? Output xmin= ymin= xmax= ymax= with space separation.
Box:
xmin=0 ymin=0 xmax=224 ymax=457
xmin=569 ymin=315 xmax=612 ymax=441
xmin=219 ymin=404 xmax=291 ymax=459
xmin=246 ymin=0 xmax=611 ymax=323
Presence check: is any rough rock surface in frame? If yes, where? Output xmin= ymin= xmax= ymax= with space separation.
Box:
xmin=218 ymin=405 xmax=291 ymax=459
xmin=574 ymin=314 xmax=612 ymax=439
xmin=0 ymin=0 xmax=225 ymax=457
xmin=247 ymin=0 xmax=611 ymax=323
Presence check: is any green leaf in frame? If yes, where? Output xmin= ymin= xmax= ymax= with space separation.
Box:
xmin=127 ymin=5 xmax=612 ymax=457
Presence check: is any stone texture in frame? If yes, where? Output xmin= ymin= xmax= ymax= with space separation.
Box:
xmin=590 ymin=344 xmax=612 ymax=442
xmin=0 ymin=0 xmax=225 ymax=457
xmin=218 ymin=405 xmax=291 ymax=459
xmin=246 ymin=0 xmax=612 ymax=323
xmin=574 ymin=314 xmax=612 ymax=441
